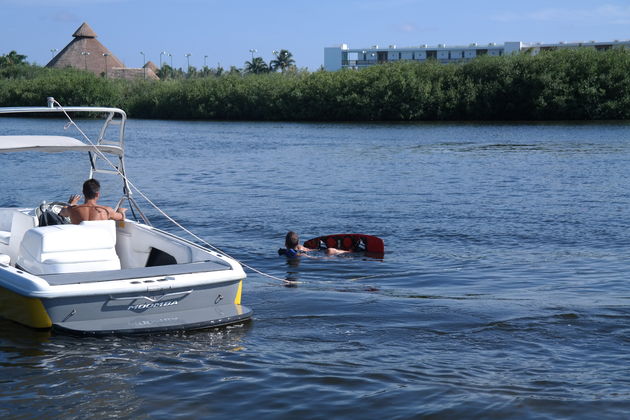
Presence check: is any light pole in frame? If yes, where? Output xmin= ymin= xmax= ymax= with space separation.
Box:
xmin=249 ymin=48 xmax=257 ymax=60
xmin=140 ymin=51 xmax=146 ymax=79
xmin=168 ymin=53 xmax=173 ymax=69
xmin=160 ymin=50 xmax=167 ymax=68
xmin=204 ymin=55 xmax=208 ymax=68
xmin=185 ymin=53 xmax=191 ymax=74
xmin=102 ymin=53 xmax=109 ymax=78
xmin=50 ymin=48 xmax=58 ymax=59
xmin=81 ymin=51 xmax=90 ymax=70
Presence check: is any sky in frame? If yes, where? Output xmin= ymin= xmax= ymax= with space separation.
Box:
xmin=2 ymin=0 xmax=630 ymax=71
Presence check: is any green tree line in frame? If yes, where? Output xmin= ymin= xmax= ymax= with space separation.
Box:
xmin=1 ymin=48 xmax=630 ymax=121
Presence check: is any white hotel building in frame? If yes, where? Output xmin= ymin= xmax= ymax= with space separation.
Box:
xmin=324 ymin=39 xmax=630 ymax=71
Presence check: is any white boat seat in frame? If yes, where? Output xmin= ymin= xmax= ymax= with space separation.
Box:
xmin=0 ymin=230 xmax=9 ymax=246
xmin=8 ymin=210 xmax=38 ymax=265
xmin=17 ymin=222 xmax=120 ymax=275
xmin=116 ymin=222 xmax=193 ymax=267
xmin=0 ymin=208 xmax=15 ymax=232
xmin=79 ymin=220 xmax=117 ymax=241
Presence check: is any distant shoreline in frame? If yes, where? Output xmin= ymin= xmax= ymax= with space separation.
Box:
xmin=2 ymin=48 xmax=630 ymax=122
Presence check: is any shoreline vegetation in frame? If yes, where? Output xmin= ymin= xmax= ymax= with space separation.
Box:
xmin=1 ymin=48 xmax=630 ymax=121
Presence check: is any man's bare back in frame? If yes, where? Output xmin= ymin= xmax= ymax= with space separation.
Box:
xmin=63 ymin=202 xmax=123 ymax=225
xmin=59 ymin=179 xmax=126 ymax=225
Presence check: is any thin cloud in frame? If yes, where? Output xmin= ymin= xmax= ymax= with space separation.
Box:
xmin=399 ymin=23 xmax=417 ymax=33
xmin=492 ymin=4 xmax=630 ymax=24
xmin=353 ymin=0 xmax=423 ymax=11
xmin=3 ymin=0 xmax=127 ymax=4
xmin=392 ymin=23 xmax=438 ymax=34
xmin=50 ymin=11 xmax=81 ymax=22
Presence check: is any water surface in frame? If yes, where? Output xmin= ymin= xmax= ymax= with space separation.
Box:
xmin=1 ymin=118 xmax=630 ymax=419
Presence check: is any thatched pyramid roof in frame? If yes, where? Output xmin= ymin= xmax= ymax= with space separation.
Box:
xmin=143 ymin=61 xmax=158 ymax=72
xmin=46 ymin=22 xmax=124 ymax=76
xmin=72 ymin=22 xmax=97 ymax=38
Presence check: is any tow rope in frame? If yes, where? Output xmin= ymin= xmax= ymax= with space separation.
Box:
xmin=53 ymin=99 xmax=297 ymax=285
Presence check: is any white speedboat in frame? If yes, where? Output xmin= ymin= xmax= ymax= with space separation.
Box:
xmin=0 ymin=99 xmax=252 ymax=334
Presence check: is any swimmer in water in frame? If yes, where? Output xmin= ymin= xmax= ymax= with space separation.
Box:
xmin=281 ymin=231 xmax=349 ymax=257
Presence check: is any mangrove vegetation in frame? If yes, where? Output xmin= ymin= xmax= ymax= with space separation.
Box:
xmin=1 ymin=48 xmax=630 ymax=121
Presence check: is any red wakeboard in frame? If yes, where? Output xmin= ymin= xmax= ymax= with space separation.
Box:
xmin=303 ymin=234 xmax=384 ymax=255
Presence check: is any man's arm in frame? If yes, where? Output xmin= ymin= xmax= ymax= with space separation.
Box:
xmin=108 ymin=207 xmax=127 ymax=221
xmin=59 ymin=194 xmax=81 ymax=218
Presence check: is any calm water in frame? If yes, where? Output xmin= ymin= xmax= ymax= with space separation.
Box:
xmin=1 ymin=117 xmax=630 ymax=419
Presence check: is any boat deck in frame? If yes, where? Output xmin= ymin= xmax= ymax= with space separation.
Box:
xmin=40 ymin=260 xmax=231 ymax=285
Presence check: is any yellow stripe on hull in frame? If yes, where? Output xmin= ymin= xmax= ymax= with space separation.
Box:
xmin=234 ymin=280 xmax=243 ymax=305
xmin=0 ymin=287 xmax=52 ymax=329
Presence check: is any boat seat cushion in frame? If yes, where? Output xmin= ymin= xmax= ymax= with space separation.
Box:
xmin=0 ymin=209 xmax=15 ymax=232
xmin=79 ymin=220 xmax=117 ymax=242
xmin=125 ymin=223 xmax=192 ymax=265
xmin=17 ymin=223 xmax=120 ymax=275
xmin=8 ymin=210 xmax=38 ymax=265
xmin=0 ymin=230 xmax=9 ymax=246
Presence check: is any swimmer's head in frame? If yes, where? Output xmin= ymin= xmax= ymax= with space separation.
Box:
xmin=285 ymin=231 xmax=299 ymax=249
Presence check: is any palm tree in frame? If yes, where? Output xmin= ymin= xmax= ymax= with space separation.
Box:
xmin=270 ymin=49 xmax=295 ymax=72
xmin=156 ymin=64 xmax=173 ymax=79
xmin=0 ymin=50 xmax=27 ymax=67
xmin=245 ymin=57 xmax=269 ymax=74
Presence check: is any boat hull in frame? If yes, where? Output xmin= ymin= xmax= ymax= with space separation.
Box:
xmin=54 ymin=303 xmax=253 ymax=335
xmin=0 ymin=278 xmax=252 ymax=335
xmin=0 ymin=285 xmax=52 ymax=328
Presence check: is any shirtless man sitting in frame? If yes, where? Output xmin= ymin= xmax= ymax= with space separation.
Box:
xmin=59 ymin=178 xmax=126 ymax=224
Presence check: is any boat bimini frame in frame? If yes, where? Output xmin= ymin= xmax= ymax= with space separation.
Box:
xmin=0 ymin=97 xmax=149 ymax=225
